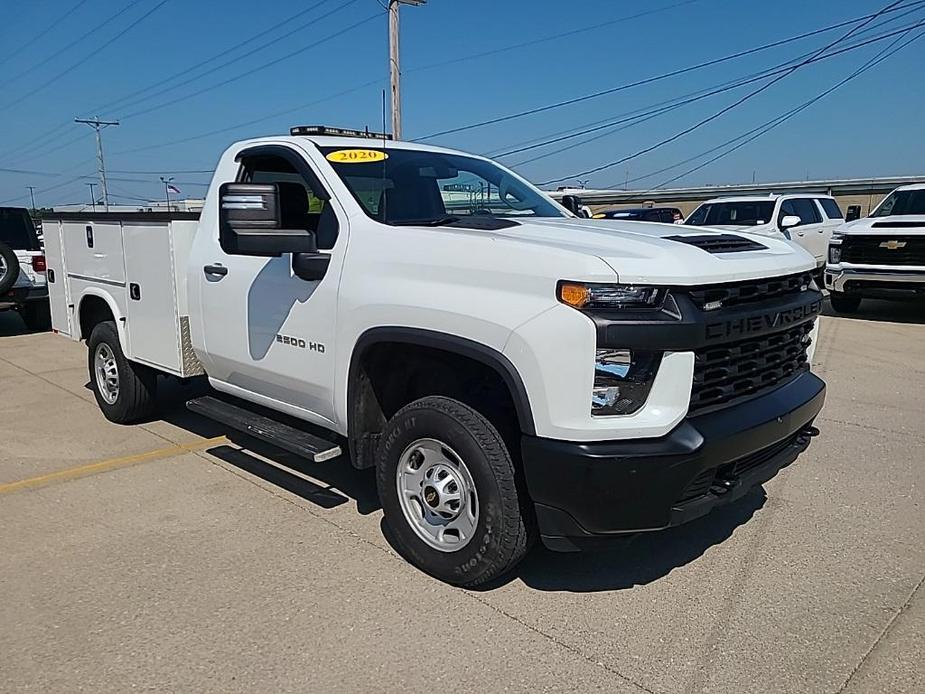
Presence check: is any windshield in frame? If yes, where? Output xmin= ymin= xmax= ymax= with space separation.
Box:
xmin=685 ymin=201 xmax=775 ymax=227
xmin=318 ymin=146 xmax=565 ymax=225
xmin=0 ymin=208 xmax=40 ymax=250
xmin=871 ymin=189 xmax=925 ymax=217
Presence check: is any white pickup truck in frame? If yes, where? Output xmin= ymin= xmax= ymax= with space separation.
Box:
xmin=44 ymin=126 xmax=826 ymax=586
xmin=825 ymin=183 xmax=925 ymax=312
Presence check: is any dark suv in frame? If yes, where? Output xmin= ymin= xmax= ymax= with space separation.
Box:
xmin=0 ymin=207 xmax=50 ymax=330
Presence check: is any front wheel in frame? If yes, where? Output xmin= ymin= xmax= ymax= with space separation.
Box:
xmin=87 ymin=321 xmax=158 ymax=423
xmin=376 ymin=396 xmax=534 ymax=587
xmin=830 ymin=292 xmax=862 ymax=313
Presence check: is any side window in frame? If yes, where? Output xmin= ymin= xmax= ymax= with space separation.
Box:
xmin=779 ymin=199 xmax=819 ymax=227
xmin=236 ymin=152 xmax=338 ymax=249
xmin=818 ymin=198 xmax=844 ymax=219
xmin=643 ymin=210 xmax=662 ymax=222
xmin=687 ymin=205 xmax=708 ymax=225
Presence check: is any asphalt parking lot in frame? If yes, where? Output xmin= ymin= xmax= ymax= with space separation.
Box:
xmin=1 ymin=301 xmax=923 ymax=694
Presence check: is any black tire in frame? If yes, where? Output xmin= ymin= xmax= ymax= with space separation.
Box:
xmin=830 ymin=292 xmax=862 ymax=313
xmin=376 ymin=396 xmax=534 ymax=587
xmin=20 ymin=301 xmax=51 ymax=331
xmin=0 ymin=242 xmax=20 ymax=295
xmin=87 ymin=321 xmax=158 ymax=423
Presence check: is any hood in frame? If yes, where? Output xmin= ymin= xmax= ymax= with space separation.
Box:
xmin=483 ymin=217 xmax=814 ymax=286
xmin=839 ymin=215 xmax=925 ymax=235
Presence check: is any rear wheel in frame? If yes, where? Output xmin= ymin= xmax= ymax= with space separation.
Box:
xmin=376 ymin=396 xmax=534 ymax=587
xmin=87 ymin=321 xmax=157 ymax=423
xmin=0 ymin=242 xmax=20 ymax=294
xmin=830 ymin=292 xmax=862 ymax=313
xmin=20 ymin=301 xmax=50 ymax=331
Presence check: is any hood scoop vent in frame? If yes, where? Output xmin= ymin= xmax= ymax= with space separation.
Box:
xmin=665 ymin=234 xmax=767 ymax=254
xmin=871 ymin=221 xmax=924 ymax=228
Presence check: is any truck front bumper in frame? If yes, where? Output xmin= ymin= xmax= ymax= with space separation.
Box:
xmin=521 ymin=372 xmax=825 ymax=551
xmin=825 ymin=266 xmax=925 ymax=295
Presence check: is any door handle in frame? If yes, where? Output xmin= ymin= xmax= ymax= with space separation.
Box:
xmin=203 ymin=264 xmax=228 ymax=277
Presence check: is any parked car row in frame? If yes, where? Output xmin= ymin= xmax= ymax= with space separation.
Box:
xmin=590 ymin=186 xmax=924 ymax=315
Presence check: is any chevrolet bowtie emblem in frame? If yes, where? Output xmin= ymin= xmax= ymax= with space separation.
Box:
xmin=879 ymin=240 xmax=907 ymax=250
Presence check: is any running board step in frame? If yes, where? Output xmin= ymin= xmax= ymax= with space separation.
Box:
xmin=186 ymin=396 xmax=342 ymax=463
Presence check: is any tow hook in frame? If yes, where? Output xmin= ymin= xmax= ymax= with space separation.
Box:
xmin=709 ymin=478 xmax=738 ymax=496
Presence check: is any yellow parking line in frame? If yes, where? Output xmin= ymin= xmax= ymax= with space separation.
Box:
xmin=0 ymin=436 xmax=227 ymax=495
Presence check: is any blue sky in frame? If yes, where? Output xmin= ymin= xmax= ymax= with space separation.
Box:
xmin=0 ymin=0 xmax=923 ymax=206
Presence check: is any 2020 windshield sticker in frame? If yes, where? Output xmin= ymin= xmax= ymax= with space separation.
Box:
xmin=325 ymin=149 xmax=388 ymax=164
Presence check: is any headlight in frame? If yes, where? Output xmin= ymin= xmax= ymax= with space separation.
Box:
xmin=558 ymin=282 xmax=666 ymax=310
xmin=592 ymin=349 xmax=661 ymax=416
xmin=828 ymin=233 xmax=844 ymax=264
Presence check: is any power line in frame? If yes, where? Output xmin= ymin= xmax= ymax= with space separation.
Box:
xmin=537 ymin=1 xmax=907 ymax=187
xmin=1 ymin=0 xmax=348 ymax=164
xmin=0 ymin=0 xmax=93 ymax=69
xmin=414 ymin=0 xmax=925 ymax=141
xmin=502 ymin=19 xmax=925 ymax=167
xmin=405 ymin=0 xmax=708 ymax=75
xmin=0 ymin=0 xmax=146 ymax=91
xmin=110 ymin=0 xmax=358 ymax=117
xmin=110 ymin=78 xmax=381 ymax=156
xmin=90 ymin=0 xmax=340 ymax=115
xmin=117 ymin=11 xmax=382 ymax=122
xmin=0 ymin=1 xmax=170 ymax=115
xmin=637 ymin=27 xmax=925 ymax=192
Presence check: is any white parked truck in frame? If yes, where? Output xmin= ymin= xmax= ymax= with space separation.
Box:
xmin=825 ymin=183 xmax=925 ymax=312
xmin=44 ymin=126 xmax=826 ymax=586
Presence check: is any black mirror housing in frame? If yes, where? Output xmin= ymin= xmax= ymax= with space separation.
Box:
xmin=561 ymin=194 xmax=583 ymax=216
xmin=845 ymin=205 xmax=862 ymax=222
xmin=292 ymin=252 xmax=331 ymax=282
xmin=219 ymin=182 xmax=318 ymax=256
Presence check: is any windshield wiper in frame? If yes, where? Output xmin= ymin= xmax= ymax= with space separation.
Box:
xmin=391 ymin=216 xmax=461 ymax=227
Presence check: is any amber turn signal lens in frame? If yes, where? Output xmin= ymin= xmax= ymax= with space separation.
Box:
xmin=558 ymin=282 xmax=590 ymax=308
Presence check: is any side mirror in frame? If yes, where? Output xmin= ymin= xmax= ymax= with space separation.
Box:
xmin=845 ymin=205 xmax=861 ymax=222
xmin=292 ymin=252 xmax=330 ymax=282
xmin=219 ymin=182 xmax=318 ymax=256
xmin=780 ymin=215 xmax=801 ymax=229
xmin=561 ymin=194 xmax=583 ymax=216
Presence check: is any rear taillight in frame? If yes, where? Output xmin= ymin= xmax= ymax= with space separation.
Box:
xmin=32 ymin=255 xmax=46 ymax=272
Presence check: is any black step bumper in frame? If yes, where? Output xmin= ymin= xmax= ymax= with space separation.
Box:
xmin=521 ymin=372 xmax=826 ymax=551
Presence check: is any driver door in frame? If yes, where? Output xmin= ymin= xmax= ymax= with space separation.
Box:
xmin=195 ymin=145 xmax=346 ymax=426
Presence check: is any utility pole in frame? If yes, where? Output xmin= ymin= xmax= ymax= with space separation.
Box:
xmin=388 ymin=0 xmax=425 ymax=140
xmin=160 ymin=176 xmax=174 ymax=211
xmin=26 ymin=185 xmax=36 ymax=211
xmin=75 ymin=116 xmax=119 ymax=212
xmin=86 ymin=182 xmax=97 ymax=211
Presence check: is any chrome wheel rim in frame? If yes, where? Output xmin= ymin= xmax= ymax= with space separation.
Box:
xmin=94 ymin=343 xmax=120 ymax=405
xmin=396 ymin=438 xmax=479 ymax=552
xmin=0 ymin=255 xmax=7 ymax=282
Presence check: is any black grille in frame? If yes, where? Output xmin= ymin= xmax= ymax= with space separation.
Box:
xmin=841 ymin=235 xmax=925 ymax=266
xmin=690 ymin=322 xmax=813 ymax=414
xmin=666 ymin=234 xmax=767 ymax=253
xmin=686 ymin=272 xmax=814 ymax=310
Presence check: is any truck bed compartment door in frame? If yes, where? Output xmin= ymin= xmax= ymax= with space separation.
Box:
xmin=43 ymin=219 xmax=72 ymax=337
xmin=123 ymin=222 xmax=182 ymax=373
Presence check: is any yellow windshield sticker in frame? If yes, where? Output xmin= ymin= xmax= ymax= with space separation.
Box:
xmin=326 ymin=149 xmax=388 ymax=164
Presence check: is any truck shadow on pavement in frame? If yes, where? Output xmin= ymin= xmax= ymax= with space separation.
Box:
xmin=156 ymin=378 xmax=381 ymax=516
xmin=501 ymin=487 xmax=767 ymax=593
xmin=0 ymin=311 xmax=47 ymax=337
xmin=153 ymin=377 xmax=766 ymax=593
xmin=822 ymin=296 xmax=925 ymax=324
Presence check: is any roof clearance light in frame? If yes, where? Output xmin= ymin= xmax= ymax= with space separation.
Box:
xmin=290 ymin=125 xmax=393 ymax=140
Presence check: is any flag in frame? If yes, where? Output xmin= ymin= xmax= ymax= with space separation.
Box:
xmin=166 ymin=184 xmax=181 ymax=194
